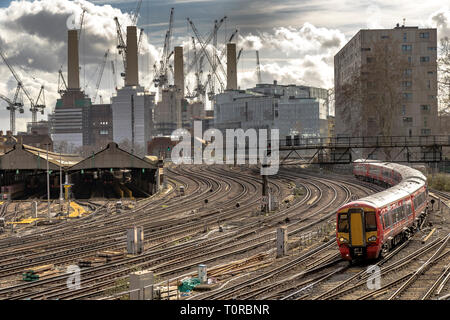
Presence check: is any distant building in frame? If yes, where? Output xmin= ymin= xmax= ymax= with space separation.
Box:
xmin=0 ymin=131 xmax=17 ymax=154
xmin=111 ymin=85 xmax=155 ymax=153
xmin=27 ymin=121 xmax=50 ymax=135
xmin=334 ymin=25 xmax=438 ymax=137
xmin=147 ymin=136 xmax=179 ymax=158
xmin=88 ymin=104 xmax=113 ymax=151
xmin=51 ymin=90 xmax=91 ymax=149
xmin=153 ymin=87 xmax=207 ymax=136
xmin=17 ymin=132 xmax=53 ymax=151
xmin=214 ymin=82 xmax=330 ymax=138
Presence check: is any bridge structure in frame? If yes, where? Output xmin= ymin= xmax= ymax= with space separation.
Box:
xmin=278 ymin=135 xmax=450 ymax=165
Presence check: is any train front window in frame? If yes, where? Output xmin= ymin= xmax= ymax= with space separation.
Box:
xmin=365 ymin=212 xmax=377 ymax=232
xmin=338 ymin=213 xmax=349 ymax=232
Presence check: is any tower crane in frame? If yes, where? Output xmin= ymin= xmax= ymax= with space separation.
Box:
xmin=0 ymin=86 xmax=24 ymax=135
xmin=0 ymin=46 xmax=45 ymax=124
xmin=187 ymin=17 xmax=226 ymax=99
xmin=114 ymin=17 xmax=127 ymax=80
xmin=131 ymin=0 xmax=143 ymax=26
xmin=186 ymin=16 xmax=227 ymax=75
xmin=137 ymin=28 xmax=144 ymax=54
xmin=78 ymin=8 xmax=87 ymax=41
xmin=93 ymin=49 xmax=110 ymax=104
xmin=111 ymin=61 xmax=118 ymax=91
xmin=57 ymin=66 xmax=68 ymax=97
xmin=153 ymin=8 xmax=174 ymax=90
xmin=256 ymin=50 xmax=262 ymax=84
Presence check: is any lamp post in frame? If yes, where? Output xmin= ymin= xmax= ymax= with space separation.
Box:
xmin=45 ymin=143 xmax=51 ymax=220
xmin=59 ymin=150 xmax=63 ymax=213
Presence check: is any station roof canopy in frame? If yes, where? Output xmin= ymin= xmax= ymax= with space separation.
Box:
xmin=0 ymin=144 xmax=83 ymax=171
xmin=69 ymin=142 xmax=157 ymax=171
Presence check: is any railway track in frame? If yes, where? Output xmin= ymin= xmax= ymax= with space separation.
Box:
xmin=0 ymin=165 xmax=384 ymax=300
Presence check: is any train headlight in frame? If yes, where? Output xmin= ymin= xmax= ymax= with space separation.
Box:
xmin=339 ymin=237 xmax=348 ymax=243
xmin=368 ymin=236 xmax=377 ymax=242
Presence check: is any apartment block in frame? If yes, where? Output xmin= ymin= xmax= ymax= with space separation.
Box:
xmin=334 ymin=25 xmax=438 ymax=137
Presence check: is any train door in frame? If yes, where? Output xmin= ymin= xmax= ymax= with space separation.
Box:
xmin=349 ymin=208 xmax=365 ymax=247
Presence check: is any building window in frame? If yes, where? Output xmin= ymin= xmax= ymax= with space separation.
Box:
xmin=427 ymin=47 xmax=437 ymax=51
xmin=381 ymin=35 xmax=389 ymax=39
xmin=428 ymin=95 xmax=436 ymax=100
xmin=419 ymin=32 xmax=430 ymax=39
xmin=408 ymin=56 xmax=412 ymax=63
xmin=403 ymin=117 xmax=413 ymax=123
xmin=403 ymin=93 xmax=413 ymax=101
xmin=401 ymin=81 xmax=412 ymax=88
xmin=420 ymin=56 xmax=430 ymax=62
xmin=421 ymin=105 xmax=430 ymax=111
xmin=403 ymin=69 xmax=412 ymax=76
xmin=401 ymin=45 xmax=412 ymax=52
xmin=402 ymin=105 xmax=406 ymax=116
xmin=421 ymin=128 xmax=431 ymax=135
xmin=428 ymin=71 xmax=434 ymax=75
xmin=100 ymin=130 xmax=109 ymax=135
xmin=361 ymin=47 xmax=371 ymax=51
xmin=366 ymin=57 xmax=374 ymax=63
xmin=403 ymin=33 xmax=407 ymax=41
xmin=427 ymin=80 xmax=431 ymax=89
xmin=424 ymin=117 xmax=428 ymax=127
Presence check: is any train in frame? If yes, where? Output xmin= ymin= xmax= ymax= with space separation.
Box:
xmin=336 ymin=160 xmax=428 ymax=261
xmin=1 ymin=183 xmax=25 ymax=200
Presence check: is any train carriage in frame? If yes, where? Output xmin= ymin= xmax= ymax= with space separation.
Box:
xmin=338 ymin=160 xmax=427 ymax=261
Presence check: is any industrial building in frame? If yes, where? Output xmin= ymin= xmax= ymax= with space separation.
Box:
xmin=51 ymin=30 xmax=90 ymax=149
xmin=111 ymin=26 xmax=155 ymax=155
xmin=334 ymin=25 xmax=439 ymax=137
xmin=214 ymin=82 xmax=330 ymax=138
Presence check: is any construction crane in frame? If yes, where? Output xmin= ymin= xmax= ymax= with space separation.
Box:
xmin=78 ymin=8 xmax=87 ymax=40
xmin=186 ymin=16 xmax=227 ymax=75
xmin=0 ymin=46 xmax=45 ymax=124
xmin=153 ymin=8 xmax=174 ymax=90
xmin=111 ymin=61 xmax=118 ymax=91
xmin=256 ymin=50 xmax=262 ymax=84
xmin=137 ymin=28 xmax=144 ymax=54
xmin=187 ymin=17 xmax=226 ymax=99
xmin=114 ymin=17 xmax=127 ymax=80
xmin=131 ymin=0 xmax=143 ymax=26
xmin=57 ymin=66 xmax=68 ymax=97
xmin=92 ymin=49 xmax=110 ymax=104
xmin=0 ymin=86 xmax=24 ymax=135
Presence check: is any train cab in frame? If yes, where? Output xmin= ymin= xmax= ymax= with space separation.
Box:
xmin=336 ymin=203 xmax=381 ymax=261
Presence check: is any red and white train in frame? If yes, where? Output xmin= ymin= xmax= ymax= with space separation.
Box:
xmin=336 ymin=160 xmax=428 ymax=261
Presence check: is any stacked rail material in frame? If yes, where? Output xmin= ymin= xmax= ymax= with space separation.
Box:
xmin=22 ymin=264 xmax=57 ymax=281
xmin=97 ymin=250 xmax=124 ymax=262
xmin=78 ymin=257 xmax=107 ymax=268
xmin=207 ymin=253 xmax=270 ymax=279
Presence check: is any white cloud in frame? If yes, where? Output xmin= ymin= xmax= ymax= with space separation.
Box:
xmin=0 ymin=0 xmax=159 ymax=132
xmin=237 ymin=23 xmax=346 ymax=89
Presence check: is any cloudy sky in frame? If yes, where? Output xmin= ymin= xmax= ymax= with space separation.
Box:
xmin=0 ymin=0 xmax=449 ymax=132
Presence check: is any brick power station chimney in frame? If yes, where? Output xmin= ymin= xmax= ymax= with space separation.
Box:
xmin=226 ymin=43 xmax=237 ymax=90
xmin=67 ymin=30 xmax=80 ymax=90
xmin=174 ymin=46 xmax=184 ymax=98
xmin=126 ymin=26 xmax=139 ymax=87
